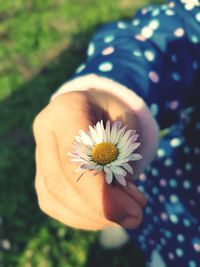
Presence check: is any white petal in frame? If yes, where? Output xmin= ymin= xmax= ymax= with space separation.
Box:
xmin=89 ymin=125 xmax=100 ymax=143
xmin=105 ymin=120 xmax=111 ymax=142
xmin=79 ymin=129 xmax=94 ymax=146
xmin=119 ymin=134 xmax=139 ymax=150
xmin=122 ymin=163 xmax=134 ymax=174
xmin=103 ymin=165 xmax=111 ymax=173
xmin=96 ymin=165 xmax=104 ymax=171
xmin=110 ymin=121 xmax=121 ymax=144
xmin=120 ymin=139 xmax=140 ymax=153
xmin=114 ymin=125 xmax=128 ymax=144
xmin=117 ymin=130 xmax=136 ymax=148
xmin=100 ymin=120 xmax=107 ymax=142
xmin=70 ymin=158 xmax=86 ymax=163
xmin=129 ymin=153 xmax=143 ymax=160
xmin=75 ymin=143 xmax=93 ymax=155
xmin=110 ymin=121 xmax=117 ymax=141
xmin=112 ymin=158 xmax=130 ymax=165
xmin=119 ymin=143 xmax=141 ymax=157
xmin=74 ymin=150 xmax=92 ymax=161
xmin=106 ymin=172 xmax=113 ymax=184
xmin=114 ymin=174 xmax=127 ymax=186
xmin=75 ymin=136 xmax=82 ymax=143
xmin=81 ymin=163 xmax=98 ymax=170
xmin=110 ymin=165 xmax=127 ymax=176
xmin=96 ymin=121 xmax=104 ymax=143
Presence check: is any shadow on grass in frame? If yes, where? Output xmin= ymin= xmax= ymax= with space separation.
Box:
xmin=0 ymin=18 xmax=145 ymax=266
xmin=85 ymin=237 xmax=145 ymax=267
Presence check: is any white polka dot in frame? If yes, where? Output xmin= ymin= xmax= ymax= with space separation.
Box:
xmin=164 ymin=158 xmax=173 ymax=167
xmin=152 ymin=9 xmax=160 ymax=16
xmin=87 ymin=43 xmax=95 ymax=56
xmin=99 ymin=62 xmax=113 ymax=72
xmin=185 ymin=163 xmax=193 ymax=171
xmin=171 ymin=54 xmax=177 ymax=63
xmin=102 ymin=46 xmax=115 ymax=56
xmin=141 ymin=26 xmax=153 ymax=39
xmin=159 ymin=195 xmax=165 ymax=202
xmin=150 ymin=103 xmax=159 ymax=116
xmin=152 ymin=168 xmax=159 ymax=176
xmin=168 ymin=252 xmax=175 ymax=260
xmin=141 ymin=8 xmax=148 ymax=15
xmin=191 ymin=35 xmax=199 ymax=43
xmin=170 ymin=137 xmax=182 ymax=147
xmin=169 ymin=2 xmax=175 ymax=8
xmin=132 ymin=19 xmax=140 ymax=26
xmin=75 ymin=63 xmax=86 ymax=74
xmin=149 ymin=71 xmax=160 ymax=83
xmin=164 ymin=230 xmax=172 ymax=238
xmin=153 ymin=216 xmax=160 ymax=223
xmin=134 ymin=34 xmax=146 ymax=42
xmin=133 ymin=50 xmax=142 ymax=57
xmin=177 ymin=234 xmax=185 ymax=242
xmin=157 ymin=148 xmax=166 ymax=158
xmin=184 ymin=1 xmax=199 ymax=11
xmin=104 ymin=35 xmax=114 ymax=43
xmin=184 ymin=146 xmax=191 ymax=154
xmin=144 ymin=50 xmax=155 ymax=61
xmin=193 ymin=243 xmax=200 ymax=252
xmin=176 ymin=248 xmax=183 ymax=257
xmin=152 ymin=186 xmax=159 ymax=194
xmin=174 ymin=28 xmax=185 ymax=37
xmin=160 ymin=179 xmax=167 ymax=187
xmin=170 ymin=214 xmax=179 ymax=224
xmin=196 ymin=12 xmax=200 ymax=22
xmin=183 ymin=218 xmax=191 ymax=227
xmin=160 ymin=212 xmax=168 ymax=221
xmin=117 ymin=22 xmax=127 ymax=29
xmin=139 ymin=173 xmax=147 ymax=181
xmin=168 ymin=100 xmax=179 ymax=110
xmin=169 ymin=194 xmax=179 ymax=203
xmin=172 ymin=72 xmax=181 ymax=81
xmin=161 ymin=4 xmax=167 ymax=10
xmin=146 ymin=206 xmax=152 ymax=215
xmin=169 ymin=179 xmax=177 ymax=188
xmin=193 ymin=61 xmax=199 ymax=69
xmin=138 ymin=185 xmax=144 ymax=192
xmin=197 ymin=185 xmax=200 ymax=193
xmin=188 ymin=260 xmax=197 ymax=267
xmin=160 ymin=237 xmax=166 ymax=245
xmin=176 ymin=168 xmax=183 ymax=176
xmin=183 ymin=180 xmax=191 ymax=189
xmin=165 ymin=9 xmax=175 ymax=16
xmin=149 ymin=19 xmax=160 ymax=30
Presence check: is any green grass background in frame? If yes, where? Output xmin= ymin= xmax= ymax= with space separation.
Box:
xmin=0 ymin=0 xmax=163 ymax=266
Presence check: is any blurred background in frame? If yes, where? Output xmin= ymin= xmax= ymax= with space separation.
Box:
xmin=0 ymin=0 xmax=162 ymax=266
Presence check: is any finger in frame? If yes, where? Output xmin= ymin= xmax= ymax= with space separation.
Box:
xmin=35 ymin=126 xmax=117 ymax=228
xmin=35 ymin=148 xmax=106 ymax=230
xmin=120 ymin=181 xmax=148 ymax=208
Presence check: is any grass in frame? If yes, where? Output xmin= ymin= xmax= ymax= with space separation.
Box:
xmin=0 ymin=0 xmax=162 ymax=266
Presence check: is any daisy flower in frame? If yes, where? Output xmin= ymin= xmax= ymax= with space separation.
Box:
xmin=67 ymin=120 xmax=142 ymax=187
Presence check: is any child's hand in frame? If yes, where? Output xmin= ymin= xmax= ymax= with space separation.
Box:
xmin=33 ymin=91 xmax=147 ymax=230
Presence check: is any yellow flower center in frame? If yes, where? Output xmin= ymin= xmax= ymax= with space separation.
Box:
xmin=92 ymin=142 xmax=118 ymax=165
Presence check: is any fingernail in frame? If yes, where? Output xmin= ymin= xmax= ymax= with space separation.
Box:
xmin=120 ymin=215 xmax=138 ymax=229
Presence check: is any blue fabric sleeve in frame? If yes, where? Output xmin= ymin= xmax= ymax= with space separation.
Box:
xmin=70 ymin=0 xmax=200 ymax=127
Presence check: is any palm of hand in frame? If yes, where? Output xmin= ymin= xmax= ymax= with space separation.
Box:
xmin=33 ymin=91 xmax=147 ymax=230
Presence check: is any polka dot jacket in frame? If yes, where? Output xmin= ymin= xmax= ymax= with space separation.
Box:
xmin=70 ymin=0 xmax=200 ymax=266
